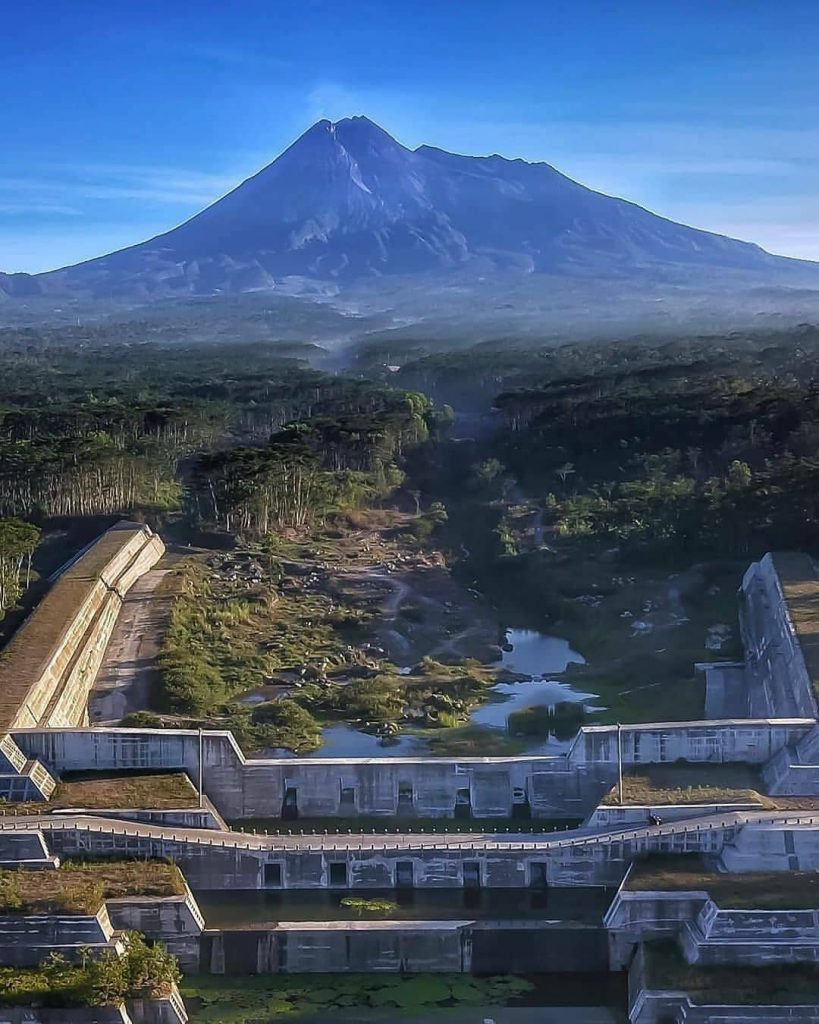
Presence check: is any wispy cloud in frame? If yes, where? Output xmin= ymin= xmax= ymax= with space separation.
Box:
xmin=0 ymin=201 xmax=81 ymax=216
xmin=0 ymin=164 xmax=240 ymax=209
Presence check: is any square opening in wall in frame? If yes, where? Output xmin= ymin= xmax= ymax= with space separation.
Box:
xmin=264 ymin=862 xmax=282 ymax=887
xmin=329 ymin=862 xmax=348 ymax=887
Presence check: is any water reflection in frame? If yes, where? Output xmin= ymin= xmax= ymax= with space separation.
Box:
xmin=196 ymin=886 xmax=614 ymax=926
xmin=306 ymin=724 xmax=423 ymax=758
xmin=498 ymin=629 xmax=586 ymax=676
xmin=303 ymin=629 xmax=593 ymax=758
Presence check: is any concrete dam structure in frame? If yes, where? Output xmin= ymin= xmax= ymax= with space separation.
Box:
xmin=0 ymin=522 xmax=164 ymax=801
xmin=2 ymin=536 xmax=819 ymax=1022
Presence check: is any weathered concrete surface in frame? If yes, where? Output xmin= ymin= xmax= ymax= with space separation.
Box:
xmin=1 ymin=523 xmax=164 ymax=732
xmin=3 ymin=808 xmax=812 ymax=890
xmin=107 ymin=890 xmax=204 ymax=971
xmin=609 ymin=886 xmax=819 ymax=970
xmin=201 ymin=919 xmax=608 ymax=974
xmin=0 ymin=905 xmax=119 ymax=965
xmin=587 ymin=802 xmax=762 ymax=830
xmin=13 ymin=719 xmax=812 ymax=823
xmin=0 ymin=523 xmax=164 ymax=801
xmin=702 ymin=662 xmax=749 ymax=719
xmin=740 ymin=553 xmax=819 ymax=720
xmin=89 ymin=568 xmax=173 ymax=726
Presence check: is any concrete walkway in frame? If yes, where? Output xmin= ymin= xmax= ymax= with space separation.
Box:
xmin=0 ymin=809 xmax=817 ymax=854
xmin=88 ymin=567 xmax=173 ymax=724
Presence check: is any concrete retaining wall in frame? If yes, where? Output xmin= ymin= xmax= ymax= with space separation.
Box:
xmin=106 ymin=890 xmax=204 ymax=972
xmin=4 ymin=524 xmax=163 ymax=733
xmin=34 ymin=813 xmax=730 ymax=890
xmin=13 ymin=719 xmax=811 ymax=823
xmin=740 ymin=554 xmax=819 ymax=721
xmin=0 ymin=906 xmax=117 ymax=965
xmin=200 ymin=919 xmax=609 ymax=974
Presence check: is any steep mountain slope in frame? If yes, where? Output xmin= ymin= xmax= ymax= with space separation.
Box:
xmin=8 ymin=116 xmax=819 ymax=300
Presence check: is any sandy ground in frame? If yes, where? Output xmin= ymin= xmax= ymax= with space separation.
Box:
xmin=88 ymin=566 xmax=174 ymax=724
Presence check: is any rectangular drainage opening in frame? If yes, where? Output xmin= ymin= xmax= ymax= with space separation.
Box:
xmin=329 ymin=862 xmax=348 ymax=887
xmin=282 ymin=785 xmax=299 ymax=821
xmin=396 ymin=860 xmax=414 ymax=888
xmin=263 ymin=862 xmax=282 ymax=887
xmin=463 ymin=861 xmax=481 ymax=889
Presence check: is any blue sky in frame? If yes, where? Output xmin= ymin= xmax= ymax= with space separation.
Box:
xmin=3 ymin=0 xmax=819 ymax=273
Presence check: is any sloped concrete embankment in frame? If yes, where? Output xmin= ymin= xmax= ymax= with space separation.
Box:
xmin=0 ymin=523 xmax=164 ymax=800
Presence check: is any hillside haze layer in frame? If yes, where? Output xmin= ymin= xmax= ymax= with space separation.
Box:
xmin=3 ymin=116 xmax=818 ymax=303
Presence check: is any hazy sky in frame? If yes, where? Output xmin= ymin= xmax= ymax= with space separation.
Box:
xmin=4 ymin=0 xmax=819 ymax=273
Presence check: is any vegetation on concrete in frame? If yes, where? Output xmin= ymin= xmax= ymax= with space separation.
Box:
xmin=182 ymin=973 xmax=534 ymax=1022
xmin=628 ymin=855 xmax=819 ymax=909
xmin=601 ymin=763 xmax=768 ymax=807
xmin=0 ymin=860 xmax=185 ymax=914
xmin=644 ymin=940 xmax=819 ymax=1004
xmin=0 ymin=932 xmax=179 ymax=1006
xmin=1 ymin=771 xmax=197 ymax=812
xmin=339 ymin=897 xmax=399 ymax=917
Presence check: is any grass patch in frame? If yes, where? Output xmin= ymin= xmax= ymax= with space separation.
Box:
xmin=644 ymin=939 xmax=819 ymax=1004
xmin=601 ymin=763 xmax=768 ymax=807
xmin=628 ymin=855 xmax=819 ymax=909
xmin=425 ymin=724 xmax=530 ymax=756
xmin=182 ymin=973 xmax=535 ymax=1022
xmin=0 ymin=860 xmax=185 ymax=915
xmin=1 ymin=771 xmax=197 ymax=812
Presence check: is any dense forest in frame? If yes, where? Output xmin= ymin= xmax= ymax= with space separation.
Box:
xmin=5 ymin=324 xmax=819 ymax=738
xmin=0 ymin=340 xmax=442 ymax=532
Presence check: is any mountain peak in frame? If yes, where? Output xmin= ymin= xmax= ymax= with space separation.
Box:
xmin=22 ymin=115 xmax=817 ymax=298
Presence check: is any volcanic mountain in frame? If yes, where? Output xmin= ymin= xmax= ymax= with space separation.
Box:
xmin=5 ymin=116 xmax=818 ymax=300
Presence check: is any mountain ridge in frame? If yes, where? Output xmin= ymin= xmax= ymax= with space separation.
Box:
xmin=2 ymin=115 xmax=818 ymax=302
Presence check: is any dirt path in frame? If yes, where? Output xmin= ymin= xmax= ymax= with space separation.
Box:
xmin=88 ymin=566 xmax=175 ymax=725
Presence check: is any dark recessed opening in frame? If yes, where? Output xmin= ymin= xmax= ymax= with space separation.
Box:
xmin=263 ymin=862 xmax=282 ymax=887
xmin=329 ymin=862 xmax=348 ymax=887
